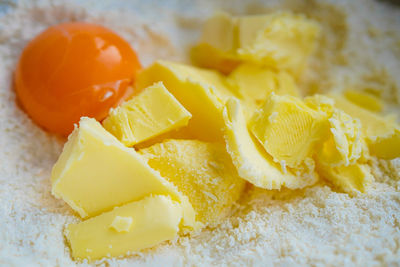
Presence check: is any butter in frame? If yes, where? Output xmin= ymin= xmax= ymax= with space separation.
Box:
xmin=317 ymin=109 xmax=364 ymax=167
xmin=223 ymin=98 xmax=317 ymax=189
xmin=250 ymin=94 xmax=329 ymax=169
xmin=331 ymin=95 xmax=400 ymax=159
xmin=192 ymin=12 xmax=320 ymax=76
xmin=66 ymin=195 xmax=182 ymax=261
xmin=228 ymin=64 xmax=300 ymax=115
xmin=237 ymin=13 xmax=320 ymax=76
xmin=344 ymin=89 xmax=383 ymax=112
xmin=51 ymin=117 xmax=197 ymax=229
xmin=103 ymin=82 xmax=192 ymax=146
xmin=139 ymin=139 xmax=246 ymax=225
xmin=317 ymin=163 xmax=374 ymax=194
xmin=136 ymin=60 xmax=237 ymax=142
xmin=110 ymin=216 xmax=133 ymax=233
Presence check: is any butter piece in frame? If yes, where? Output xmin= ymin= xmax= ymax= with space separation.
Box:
xmin=237 ymin=13 xmax=320 ymax=76
xmin=66 ymin=195 xmax=182 ymax=261
xmin=223 ymin=98 xmax=317 ymax=189
xmin=250 ymin=94 xmax=328 ymax=169
xmin=344 ymin=89 xmax=383 ymax=112
xmin=317 ymin=109 xmax=364 ymax=167
xmin=103 ymin=82 xmax=192 ymax=146
xmin=139 ymin=139 xmax=246 ymax=225
xmin=136 ymin=60 xmax=237 ymax=142
xmin=228 ymin=63 xmax=300 ymax=115
xmin=331 ymin=95 xmax=400 ymax=159
xmin=317 ymin=164 xmax=374 ymax=194
xmin=110 ymin=216 xmax=133 ymax=233
xmin=51 ymin=117 xmax=197 ymax=229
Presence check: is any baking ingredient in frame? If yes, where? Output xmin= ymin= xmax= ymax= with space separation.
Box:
xmin=103 ymin=82 xmax=191 ymax=146
xmin=66 ymin=195 xmax=182 ymax=261
xmin=139 ymin=139 xmax=246 ymax=225
xmin=331 ymin=95 xmax=400 ymax=159
xmin=250 ymin=94 xmax=328 ymax=169
xmin=51 ymin=117 xmax=196 ymax=229
xmin=227 ymin=63 xmax=300 ymax=115
xmin=344 ymin=90 xmax=383 ymax=112
xmin=136 ymin=60 xmax=236 ymax=142
xmin=15 ymin=22 xmax=141 ymax=136
xmin=192 ymin=12 xmax=320 ymax=76
xmin=223 ymin=98 xmax=317 ymax=189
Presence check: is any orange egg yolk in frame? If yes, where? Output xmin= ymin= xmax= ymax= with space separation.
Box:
xmin=15 ymin=22 xmax=141 ymax=136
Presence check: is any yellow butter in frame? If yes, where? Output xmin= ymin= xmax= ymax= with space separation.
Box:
xmin=317 ymin=163 xmax=374 ymax=194
xmin=250 ymin=94 xmax=329 ymax=169
xmin=237 ymin=13 xmax=320 ymax=76
xmin=103 ymin=82 xmax=191 ymax=147
xmin=51 ymin=117 xmax=197 ymax=229
xmin=228 ymin=64 xmax=300 ymax=113
xmin=110 ymin=216 xmax=133 ymax=233
xmin=223 ymin=98 xmax=317 ymax=189
xmin=331 ymin=95 xmax=400 ymax=159
xmin=66 ymin=195 xmax=182 ymax=261
xmin=136 ymin=60 xmax=237 ymax=143
xmin=139 ymin=139 xmax=246 ymax=225
xmin=318 ymin=109 xmax=364 ymax=167
xmin=344 ymin=89 xmax=383 ymax=112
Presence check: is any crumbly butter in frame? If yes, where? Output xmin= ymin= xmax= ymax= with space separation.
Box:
xmin=66 ymin=195 xmax=182 ymax=261
xmin=250 ymin=94 xmax=329 ymax=169
xmin=223 ymin=98 xmax=317 ymax=189
xmin=103 ymin=82 xmax=191 ymax=147
xmin=192 ymin=12 xmax=320 ymax=76
xmin=139 ymin=139 xmax=246 ymax=225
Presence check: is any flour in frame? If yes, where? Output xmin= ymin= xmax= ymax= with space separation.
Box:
xmin=0 ymin=0 xmax=399 ymax=266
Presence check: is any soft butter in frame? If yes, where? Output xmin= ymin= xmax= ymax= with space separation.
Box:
xmin=51 ymin=117 xmax=196 ymax=229
xmin=66 ymin=195 xmax=182 ymax=261
xmin=103 ymin=82 xmax=191 ymax=146
xmin=139 ymin=139 xmax=246 ymax=225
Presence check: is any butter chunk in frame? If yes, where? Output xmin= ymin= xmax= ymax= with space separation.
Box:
xmin=237 ymin=13 xmax=320 ymax=76
xmin=139 ymin=139 xmax=246 ymax=225
xmin=228 ymin=63 xmax=300 ymax=115
xmin=136 ymin=60 xmax=237 ymax=143
xmin=223 ymin=98 xmax=317 ymax=190
xmin=103 ymin=82 xmax=191 ymax=146
xmin=250 ymin=94 xmax=328 ymax=169
xmin=51 ymin=117 xmax=196 ymax=229
xmin=317 ymin=109 xmax=364 ymax=167
xmin=331 ymin=95 xmax=400 ymax=159
xmin=344 ymin=89 xmax=383 ymax=112
xmin=66 ymin=195 xmax=182 ymax=261
xmin=317 ymin=164 xmax=374 ymax=194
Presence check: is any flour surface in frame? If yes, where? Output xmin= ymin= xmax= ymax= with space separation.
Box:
xmin=0 ymin=0 xmax=399 ymax=266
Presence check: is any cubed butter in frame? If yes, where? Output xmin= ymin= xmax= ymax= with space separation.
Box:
xmin=223 ymin=98 xmax=318 ymax=190
xmin=103 ymin=82 xmax=192 ymax=146
xmin=136 ymin=60 xmax=237 ymax=143
xmin=66 ymin=195 xmax=182 ymax=261
xmin=139 ymin=139 xmax=246 ymax=225
xmin=250 ymin=94 xmax=329 ymax=169
xmin=51 ymin=117 xmax=197 ymax=230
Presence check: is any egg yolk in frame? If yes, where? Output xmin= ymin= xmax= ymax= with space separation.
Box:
xmin=15 ymin=22 xmax=141 ymax=136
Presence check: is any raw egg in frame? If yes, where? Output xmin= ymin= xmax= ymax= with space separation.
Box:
xmin=15 ymin=22 xmax=141 ymax=136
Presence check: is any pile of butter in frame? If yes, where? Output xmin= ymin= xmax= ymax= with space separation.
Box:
xmin=51 ymin=12 xmax=400 ymax=262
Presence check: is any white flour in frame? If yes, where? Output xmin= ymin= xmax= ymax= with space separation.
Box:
xmin=0 ymin=0 xmax=399 ymax=266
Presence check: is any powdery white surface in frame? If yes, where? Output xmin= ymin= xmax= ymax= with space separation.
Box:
xmin=0 ymin=0 xmax=399 ymax=266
